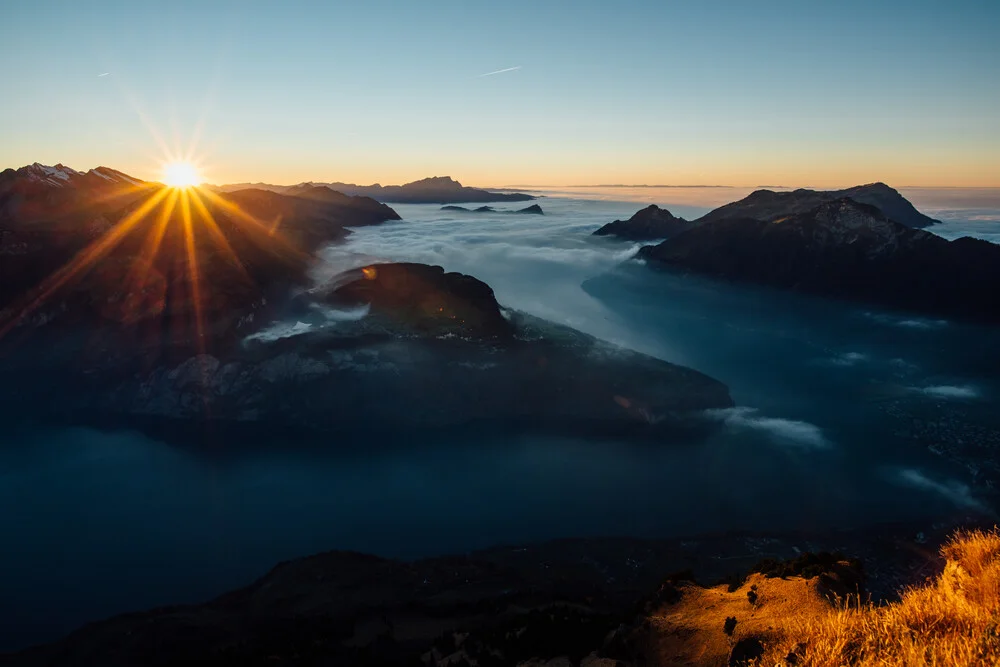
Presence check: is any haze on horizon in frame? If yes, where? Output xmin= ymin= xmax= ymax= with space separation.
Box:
xmin=2 ymin=0 xmax=998 ymax=188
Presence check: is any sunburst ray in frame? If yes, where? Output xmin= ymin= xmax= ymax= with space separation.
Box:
xmin=196 ymin=188 xmax=305 ymax=259
xmin=0 ymin=187 xmax=172 ymax=338
xmin=128 ymin=188 xmax=179 ymax=295
xmin=188 ymin=188 xmax=252 ymax=283
xmin=179 ymin=189 xmax=206 ymax=350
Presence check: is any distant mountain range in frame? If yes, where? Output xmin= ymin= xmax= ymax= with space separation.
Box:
xmin=441 ymin=204 xmax=544 ymax=215
xmin=212 ymin=175 xmax=536 ymax=204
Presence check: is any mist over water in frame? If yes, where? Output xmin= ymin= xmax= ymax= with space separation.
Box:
xmin=2 ymin=188 xmax=999 ymax=650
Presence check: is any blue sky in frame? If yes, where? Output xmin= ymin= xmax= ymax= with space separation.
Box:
xmin=2 ymin=0 xmax=997 ymax=186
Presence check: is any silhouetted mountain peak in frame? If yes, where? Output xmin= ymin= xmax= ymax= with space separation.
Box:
xmin=403 ymin=176 xmax=464 ymax=190
xmin=698 ymin=183 xmax=939 ymax=229
xmin=593 ymin=204 xmax=690 ymax=240
xmin=637 ymin=204 xmax=681 ymax=220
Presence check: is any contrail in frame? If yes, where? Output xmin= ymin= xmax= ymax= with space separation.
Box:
xmin=477 ymin=66 xmax=521 ymax=78
xmin=98 ymin=72 xmax=111 ymax=77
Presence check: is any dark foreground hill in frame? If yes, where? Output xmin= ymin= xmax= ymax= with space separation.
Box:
xmin=5 ymin=524 xmax=995 ymax=667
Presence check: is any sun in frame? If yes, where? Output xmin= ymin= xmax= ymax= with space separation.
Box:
xmin=162 ymin=162 xmax=202 ymax=188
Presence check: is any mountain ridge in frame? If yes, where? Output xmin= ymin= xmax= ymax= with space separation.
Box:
xmin=212 ymin=175 xmax=536 ymax=204
xmin=695 ymin=182 xmax=940 ymax=229
xmin=637 ymin=197 xmax=999 ymax=322
xmin=591 ymin=182 xmax=941 ymax=241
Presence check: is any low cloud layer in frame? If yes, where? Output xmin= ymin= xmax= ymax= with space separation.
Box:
xmin=706 ymin=407 xmax=830 ymax=449
xmin=916 ymin=385 xmax=980 ymax=400
xmin=244 ymin=305 xmax=370 ymax=343
xmin=895 ymin=468 xmax=985 ymax=511
xmin=863 ymin=312 xmax=949 ymax=329
xmin=829 ymin=351 xmax=868 ymax=366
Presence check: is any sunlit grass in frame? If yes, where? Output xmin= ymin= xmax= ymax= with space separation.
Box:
xmin=784 ymin=528 xmax=1000 ymax=666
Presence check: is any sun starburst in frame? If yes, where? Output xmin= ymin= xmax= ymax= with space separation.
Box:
xmin=162 ymin=162 xmax=202 ymax=188
xmin=0 ymin=156 xmax=304 ymax=361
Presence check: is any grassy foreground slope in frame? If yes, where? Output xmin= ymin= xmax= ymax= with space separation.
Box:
xmin=787 ymin=527 xmax=1000 ymax=666
xmin=634 ymin=528 xmax=1000 ymax=666
xmin=3 ymin=528 xmax=996 ymax=666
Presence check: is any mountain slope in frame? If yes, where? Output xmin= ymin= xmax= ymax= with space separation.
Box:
xmin=696 ymin=182 xmax=940 ymax=228
xmin=0 ymin=164 xmax=401 ymax=347
xmin=638 ymin=198 xmax=1000 ymax=322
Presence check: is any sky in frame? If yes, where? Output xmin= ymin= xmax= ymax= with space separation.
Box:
xmin=1 ymin=0 xmax=998 ymax=188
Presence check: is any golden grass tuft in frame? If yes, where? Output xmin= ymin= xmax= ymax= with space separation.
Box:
xmin=784 ymin=527 xmax=1000 ymax=667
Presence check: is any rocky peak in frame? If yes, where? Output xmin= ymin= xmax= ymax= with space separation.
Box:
xmin=744 ymin=188 xmax=779 ymax=201
xmin=775 ymin=198 xmax=930 ymax=257
xmin=698 ymin=183 xmax=939 ymax=229
xmin=634 ymin=204 xmax=682 ymax=222
xmin=17 ymin=163 xmax=78 ymax=186
xmin=593 ymin=204 xmax=691 ymax=241
xmin=328 ymin=262 xmax=514 ymax=339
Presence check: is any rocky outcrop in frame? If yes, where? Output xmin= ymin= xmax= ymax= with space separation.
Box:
xmin=696 ymin=182 xmax=940 ymax=228
xmin=593 ymin=205 xmax=692 ymax=240
xmin=637 ymin=198 xmax=1000 ymax=323
xmin=328 ymin=263 xmax=514 ymax=339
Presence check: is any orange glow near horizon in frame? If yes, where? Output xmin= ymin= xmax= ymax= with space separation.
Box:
xmin=124 ymin=161 xmax=1000 ymax=192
